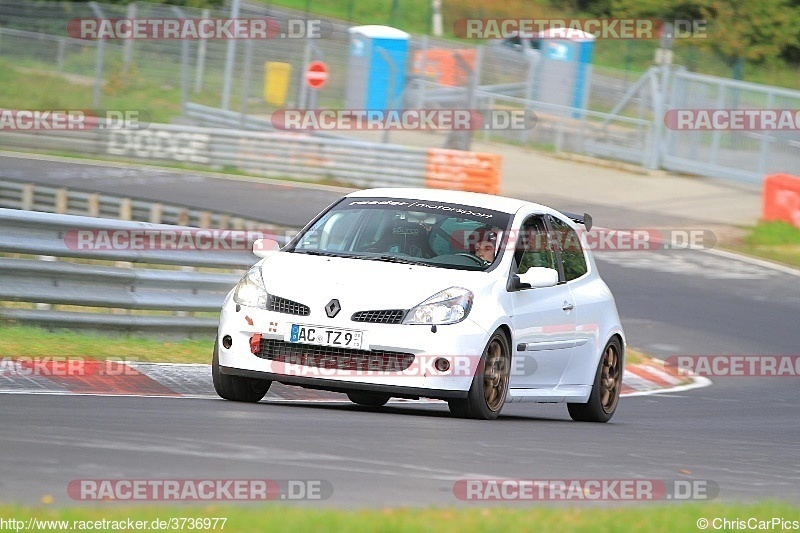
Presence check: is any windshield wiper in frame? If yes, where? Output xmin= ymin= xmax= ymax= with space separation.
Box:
xmin=370 ymin=254 xmax=430 ymax=266
xmin=291 ymin=250 xmax=343 ymax=257
xmin=295 ymin=250 xmax=430 ymax=266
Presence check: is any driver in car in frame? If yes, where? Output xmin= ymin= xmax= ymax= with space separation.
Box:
xmin=467 ymin=226 xmax=500 ymax=263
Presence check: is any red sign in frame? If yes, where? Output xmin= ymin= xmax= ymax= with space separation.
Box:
xmin=305 ymin=61 xmax=328 ymax=90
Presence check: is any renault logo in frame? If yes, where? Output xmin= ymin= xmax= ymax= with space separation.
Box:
xmin=325 ymin=299 xmax=341 ymax=318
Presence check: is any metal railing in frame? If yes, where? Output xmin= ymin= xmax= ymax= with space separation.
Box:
xmin=0 ymin=121 xmax=500 ymax=192
xmin=0 ymin=208 xmax=280 ymax=335
xmin=0 ymin=178 xmax=274 ymax=229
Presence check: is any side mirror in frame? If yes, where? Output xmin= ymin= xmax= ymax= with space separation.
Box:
xmin=517 ymin=267 xmax=559 ymax=289
xmin=252 ymin=238 xmax=280 ymax=258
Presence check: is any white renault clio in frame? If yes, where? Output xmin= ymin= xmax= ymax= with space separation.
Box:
xmin=214 ymin=188 xmax=625 ymax=421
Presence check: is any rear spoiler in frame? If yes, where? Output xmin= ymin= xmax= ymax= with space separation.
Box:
xmin=560 ymin=211 xmax=593 ymax=232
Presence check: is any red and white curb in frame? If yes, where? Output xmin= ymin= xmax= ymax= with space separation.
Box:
xmin=0 ymin=359 xmax=708 ymax=401
xmin=621 ymin=360 xmax=711 ymax=396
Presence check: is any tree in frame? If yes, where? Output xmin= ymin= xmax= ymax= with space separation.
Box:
xmin=611 ymin=0 xmax=800 ymax=67
xmin=701 ymin=0 xmax=800 ymax=65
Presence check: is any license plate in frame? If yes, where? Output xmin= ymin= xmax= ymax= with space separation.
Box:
xmin=288 ymin=324 xmax=364 ymax=349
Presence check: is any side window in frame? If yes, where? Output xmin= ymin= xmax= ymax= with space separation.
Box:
xmin=549 ymin=216 xmax=588 ymax=281
xmin=515 ymin=216 xmax=557 ymax=274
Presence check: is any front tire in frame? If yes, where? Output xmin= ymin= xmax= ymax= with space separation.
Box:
xmin=567 ymin=338 xmax=623 ymax=422
xmin=212 ymin=341 xmax=271 ymax=403
xmin=346 ymin=391 xmax=391 ymax=407
xmin=448 ymin=330 xmax=511 ymax=420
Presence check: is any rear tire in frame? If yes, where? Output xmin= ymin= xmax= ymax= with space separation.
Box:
xmin=212 ymin=341 xmax=271 ymax=403
xmin=567 ymin=338 xmax=623 ymax=423
xmin=346 ymin=391 xmax=391 ymax=407
xmin=447 ymin=330 xmax=511 ymax=420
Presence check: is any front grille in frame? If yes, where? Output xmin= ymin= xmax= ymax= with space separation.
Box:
xmin=268 ymin=295 xmax=310 ymax=316
xmin=351 ymin=309 xmax=407 ymax=324
xmin=256 ymin=339 xmax=415 ymax=372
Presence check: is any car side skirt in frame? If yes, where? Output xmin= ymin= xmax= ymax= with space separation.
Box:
xmin=505 ymin=385 xmax=592 ymax=403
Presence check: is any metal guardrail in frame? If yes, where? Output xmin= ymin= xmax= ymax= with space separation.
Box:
xmin=183 ymin=103 xmax=346 ymax=141
xmin=0 ymin=178 xmax=275 ymax=230
xmin=0 ymin=209 xmax=283 ymax=336
xmin=0 ymin=121 xmax=501 ymax=193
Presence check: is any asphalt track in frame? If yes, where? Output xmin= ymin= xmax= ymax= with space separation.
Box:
xmin=1 ymin=154 xmax=799 ymax=507
xmin=0 ymin=153 xmax=341 ymax=228
xmin=0 ymin=152 xmax=709 ymax=229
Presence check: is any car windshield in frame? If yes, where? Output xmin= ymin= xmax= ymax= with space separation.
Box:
xmin=287 ymin=197 xmax=513 ymax=271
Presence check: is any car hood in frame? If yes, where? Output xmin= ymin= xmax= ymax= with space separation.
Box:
xmin=259 ymin=252 xmax=490 ymax=311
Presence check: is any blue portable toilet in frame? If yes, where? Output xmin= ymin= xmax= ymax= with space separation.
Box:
xmin=345 ymin=25 xmax=409 ymax=110
xmin=535 ymin=28 xmax=595 ymax=116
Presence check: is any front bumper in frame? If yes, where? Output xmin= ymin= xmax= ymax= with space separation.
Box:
xmin=216 ymin=295 xmax=490 ymax=396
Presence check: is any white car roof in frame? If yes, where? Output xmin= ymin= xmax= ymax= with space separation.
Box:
xmin=347 ymin=188 xmax=548 ymax=215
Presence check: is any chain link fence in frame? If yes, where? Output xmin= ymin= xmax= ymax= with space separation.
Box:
xmin=1 ymin=0 xmax=798 ymax=183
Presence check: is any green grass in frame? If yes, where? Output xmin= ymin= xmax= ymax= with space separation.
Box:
xmin=727 ymin=220 xmax=800 ymax=268
xmin=0 ymin=502 xmax=797 ymax=532
xmin=0 ymin=325 xmax=213 ymax=364
xmin=0 ymin=58 xmax=183 ymax=124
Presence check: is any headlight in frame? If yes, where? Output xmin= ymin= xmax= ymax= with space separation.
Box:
xmin=403 ymin=287 xmax=473 ymax=325
xmin=233 ymin=265 xmax=269 ymax=309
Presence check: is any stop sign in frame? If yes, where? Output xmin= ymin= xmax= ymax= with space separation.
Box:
xmin=305 ymin=61 xmax=328 ymax=90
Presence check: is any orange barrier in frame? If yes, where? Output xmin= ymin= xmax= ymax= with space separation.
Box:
xmin=412 ymin=49 xmax=476 ymax=87
xmin=425 ymin=148 xmax=501 ymax=195
xmin=763 ymin=174 xmax=800 ymax=228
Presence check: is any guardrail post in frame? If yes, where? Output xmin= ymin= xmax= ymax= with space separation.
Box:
xmin=21 ymin=184 xmax=34 ymax=210
xmin=87 ymin=194 xmax=100 ymax=217
xmin=119 ymin=198 xmax=132 ymax=221
xmin=55 ymin=189 xmax=68 ymax=214
xmin=57 ymin=38 xmax=65 ymax=72
xmin=199 ymin=211 xmax=211 ymax=228
xmin=149 ymin=203 xmax=163 ymax=224
xmin=35 ymin=255 xmax=57 ymax=311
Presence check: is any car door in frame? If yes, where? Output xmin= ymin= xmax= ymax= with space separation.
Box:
xmin=508 ymin=215 xmax=577 ymax=389
xmin=547 ymin=214 xmax=599 ymax=386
